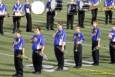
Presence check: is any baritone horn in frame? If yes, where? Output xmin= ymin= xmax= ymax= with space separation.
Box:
xmin=31 ymin=0 xmax=45 ymax=14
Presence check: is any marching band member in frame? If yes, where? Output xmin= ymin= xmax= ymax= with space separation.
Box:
xmin=12 ymin=0 xmax=23 ymax=33
xmin=12 ymin=30 xmax=25 ymax=77
xmin=90 ymin=0 xmax=101 ymax=24
xmin=104 ymin=0 xmax=114 ymax=24
xmin=54 ymin=22 xmax=66 ymax=71
xmin=91 ymin=21 xmax=101 ymax=65
xmin=108 ymin=24 xmax=115 ymax=64
xmin=31 ymin=26 xmax=46 ymax=74
xmin=77 ymin=0 xmax=85 ymax=28
xmin=46 ymin=0 xmax=56 ymax=30
xmin=67 ymin=0 xmax=77 ymax=29
xmin=24 ymin=0 xmax=32 ymax=32
xmin=73 ymin=26 xmax=85 ymax=68
xmin=0 ymin=0 xmax=7 ymax=35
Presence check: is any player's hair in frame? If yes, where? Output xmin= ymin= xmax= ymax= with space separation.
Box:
xmin=36 ymin=26 xmax=41 ymax=31
xmin=76 ymin=26 xmax=80 ymax=29
xmin=112 ymin=23 xmax=115 ymax=26
xmin=57 ymin=21 xmax=63 ymax=26
xmin=16 ymin=30 xmax=21 ymax=34
xmin=75 ymin=24 xmax=80 ymax=28
xmin=93 ymin=20 xmax=98 ymax=24
xmin=74 ymin=25 xmax=80 ymax=30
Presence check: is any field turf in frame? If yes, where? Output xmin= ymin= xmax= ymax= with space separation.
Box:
xmin=0 ymin=0 xmax=115 ymax=77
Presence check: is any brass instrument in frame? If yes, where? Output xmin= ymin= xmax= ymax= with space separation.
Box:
xmin=90 ymin=1 xmax=100 ymax=10
xmin=14 ymin=12 xmax=23 ymax=16
xmin=78 ymin=0 xmax=90 ymax=11
xmin=67 ymin=2 xmax=78 ymax=15
xmin=104 ymin=6 xmax=114 ymax=11
xmin=90 ymin=5 xmax=98 ymax=10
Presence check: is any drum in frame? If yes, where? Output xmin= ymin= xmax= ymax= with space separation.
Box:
xmin=82 ymin=3 xmax=90 ymax=10
xmin=79 ymin=0 xmax=90 ymax=11
xmin=51 ymin=0 xmax=57 ymax=11
xmin=31 ymin=1 xmax=45 ymax=14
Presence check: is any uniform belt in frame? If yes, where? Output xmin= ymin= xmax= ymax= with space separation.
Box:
xmin=75 ymin=43 xmax=82 ymax=45
xmin=14 ymin=50 xmax=22 ymax=56
xmin=14 ymin=49 xmax=23 ymax=51
xmin=33 ymin=49 xmax=42 ymax=53
xmin=55 ymin=45 xmax=62 ymax=47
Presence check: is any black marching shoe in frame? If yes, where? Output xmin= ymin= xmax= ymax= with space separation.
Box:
xmin=74 ymin=66 xmax=81 ymax=68
xmin=51 ymin=28 xmax=54 ymax=30
xmin=0 ymin=32 xmax=4 ymax=36
xmin=12 ymin=73 xmax=17 ymax=77
xmin=92 ymin=63 xmax=99 ymax=66
xmin=56 ymin=67 xmax=63 ymax=71
xmin=32 ymin=71 xmax=41 ymax=74
xmin=16 ymin=74 xmax=23 ymax=77
xmin=110 ymin=62 xmax=115 ymax=64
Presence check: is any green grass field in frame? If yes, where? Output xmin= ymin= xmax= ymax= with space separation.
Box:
xmin=0 ymin=0 xmax=115 ymax=77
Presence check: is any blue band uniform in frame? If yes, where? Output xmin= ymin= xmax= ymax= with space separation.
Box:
xmin=13 ymin=36 xmax=25 ymax=76
xmin=54 ymin=29 xmax=66 ymax=70
xmin=73 ymin=32 xmax=85 ymax=67
xmin=31 ymin=33 xmax=46 ymax=73
xmin=91 ymin=27 xmax=101 ymax=65
xmin=0 ymin=3 xmax=7 ymax=35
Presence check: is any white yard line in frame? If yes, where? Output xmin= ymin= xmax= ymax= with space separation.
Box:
xmin=0 ymin=52 xmax=93 ymax=65
xmin=0 ymin=52 xmax=13 ymax=57
xmin=1 ymin=52 xmax=115 ymax=75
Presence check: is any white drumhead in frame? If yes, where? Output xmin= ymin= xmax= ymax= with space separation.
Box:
xmin=31 ymin=1 xmax=45 ymax=14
